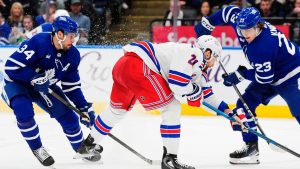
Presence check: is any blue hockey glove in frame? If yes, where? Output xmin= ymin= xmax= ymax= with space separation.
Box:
xmin=186 ymin=83 xmax=203 ymax=107
xmin=194 ymin=17 xmax=215 ymax=37
xmin=228 ymin=108 xmax=249 ymax=133
xmin=31 ymin=73 xmax=50 ymax=93
xmin=222 ymin=66 xmax=247 ymax=87
xmin=79 ymin=103 xmax=96 ymax=128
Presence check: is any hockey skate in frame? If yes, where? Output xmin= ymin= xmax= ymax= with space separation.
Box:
xmin=229 ymin=142 xmax=260 ymax=164
xmin=74 ymin=134 xmax=103 ymax=162
xmin=32 ymin=146 xmax=55 ymax=167
xmin=161 ymin=147 xmax=195 ymax=169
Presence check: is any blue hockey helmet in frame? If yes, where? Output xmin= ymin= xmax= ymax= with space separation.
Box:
xmin=52 ymin=16 xmax=79 ymax=36
xmin=236 ymin=7 xmax=264 ymax=30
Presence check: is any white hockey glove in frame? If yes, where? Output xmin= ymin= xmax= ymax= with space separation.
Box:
xmin=186 ymin=83 xmax=203 ymax=107
xmin=228 ymin=108 xmax=249 ymax=133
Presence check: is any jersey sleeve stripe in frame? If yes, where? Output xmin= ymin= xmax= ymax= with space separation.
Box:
xmin=4 ymin=66 xmax=20 ymax=70
xmin=203 ymin=88 xmax=213 ymax=96
xmin=169 ymin=70 xmax=191 ymax=80
xmin=61 ymin=81 xmax=81 ymax=85
xmin=62 ymin=86 xmax=81 ymax=92
xmin=225 ymin=6 xmax=239 ymax=23
xmin=168 ymin=70 xmax=191 ymax=86
xmin=222 ymin=6 xmax=227 ymax=23
xmin=169 ymin=74 xmax=190 ymax=83
xmin=7 ymin=58 xmax=26 ymax=67
xmin=168 ymin=79 xmax=189 ymax=86
xmin=272 ymin=66 xmax=300 ymax=86
xmin=3 ymin=73 xmax=13 ymax=82
xmin=255 ymin=74 xmax=273 ymax=84
xmin=255 ymin=73 xmax=274 ymax=79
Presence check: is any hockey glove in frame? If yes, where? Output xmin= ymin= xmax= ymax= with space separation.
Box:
xmin=31 ymin=72 xmax=50 ymax=93
xmin=194 ymin=17 xmax=215 ymax=37
xmin=79 ymin=103 xmax=96 ymax=128
xmin=222 ymin=66 xmax=247 ymax=87
xmin=228 ymin=108 xmax=249 ymax=133
xmin=186 ymin=83 xmax=203 ymax=107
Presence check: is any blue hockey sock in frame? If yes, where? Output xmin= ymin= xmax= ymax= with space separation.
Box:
xmin=17 ymin=119 xmax=42 ymax=150
xmin=64 ymin=127 xmax=84 ymax=151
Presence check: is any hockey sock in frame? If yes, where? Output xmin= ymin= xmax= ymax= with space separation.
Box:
xmin=91 ymin=115 xmax=113 ymax=143
xmin=159 ymin=99 xmax=181 ymax=155
xmin=160 ymin=124 xmax=180 ymax=155
xmin=56 ymin=112 xmax=84 ymax=151
xmin=17 ymin=119 xmax=42 ymax=150
xmin=91 ymin=106 xmax=126 ymax=144
xmin=64 ymin=127 xmax=84 ymax=151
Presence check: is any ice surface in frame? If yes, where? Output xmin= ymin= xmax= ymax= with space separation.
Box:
xmin=0 ymin=112 xmax=299 ymax=169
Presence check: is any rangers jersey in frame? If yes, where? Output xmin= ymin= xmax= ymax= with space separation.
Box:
xmin=123 ymin=41 xmax=205 ymax=97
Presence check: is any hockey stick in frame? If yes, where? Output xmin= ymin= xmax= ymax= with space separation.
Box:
xmin=219 ymin=61 xmax=286 ymax=152
xmin=203 ymin=101 xmax=300 ymax=158
xmin=48 ymin=89 xmax=160 ymax=165
xmin=218 ymin=61 xmax=267 ymax=136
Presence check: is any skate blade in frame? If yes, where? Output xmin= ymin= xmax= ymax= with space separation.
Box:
xmin=73 ymin=153 xmax=95 ymax=159
xmin=82 ymin=158 xmax=104 ymax=164
xmin=229 ymin=156 xmax=260 ymax=165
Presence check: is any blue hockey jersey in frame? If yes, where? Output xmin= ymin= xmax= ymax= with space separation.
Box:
xmin=198 ymin=6 xmax=300 ymax=86
xmin=4 ymin=33 xmax=87 ymax=108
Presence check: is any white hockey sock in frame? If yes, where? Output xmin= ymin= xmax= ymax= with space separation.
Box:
xmin=91 ymin=106 xmax=127 ymax=144
xmin=159 ymin=99 xmax=181 ymax=155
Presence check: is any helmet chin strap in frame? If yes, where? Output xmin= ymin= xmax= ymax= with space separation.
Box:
xmin=255 ymin=27 xmax=262 ymax=37
xmin=55 ymin=33 xmax=66 ymax=50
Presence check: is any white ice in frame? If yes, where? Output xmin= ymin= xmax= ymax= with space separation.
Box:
xmin=0 ymin=111 xmax=299 ymax=169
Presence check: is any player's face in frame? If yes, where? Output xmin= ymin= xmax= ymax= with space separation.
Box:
xmin=240 ymin=27 xmax=257 ymax=43
xmin=204 ymin=49 xmax=216 ymax=68
xmin=62 ymin=33 xmax=76 ymax=49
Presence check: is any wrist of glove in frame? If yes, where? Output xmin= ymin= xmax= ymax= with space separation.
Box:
xmin=228 ymin=108 xmax=249 ymax=132
xmin=31 ymin=72 xmax=50 ymax=93
xmin=195 ymin=17 xmax=215 ymax=36
xmin=79 ymin=103 xmax=96 ymax=128
xmin=222 ymin=66 xmax=247 ymax=87
xmin=186 ymin=83 xmax=203 ymax=107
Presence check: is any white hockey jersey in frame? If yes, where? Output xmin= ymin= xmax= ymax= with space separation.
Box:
xmin=123 ymin=41 xmax=205 ymax=97
xmin=200 ymin=71 xmax=229 ymax=111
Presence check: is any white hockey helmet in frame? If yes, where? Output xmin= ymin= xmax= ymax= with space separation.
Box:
xmin=54 ymin=9 xmax=70 ymax=19
xmin=196 ymin=35 xmax=222 ymax=61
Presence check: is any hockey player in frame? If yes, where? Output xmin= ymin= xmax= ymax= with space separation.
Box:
xmin=74 ymin=35 xmax=239 ymax=169
xmin=1 ymin=16 xmax=100 ymax=167
xmin=195 ymin=6 xmax=300 ymax=164
xmin=25 ymin=9 xmax=75 ymax=40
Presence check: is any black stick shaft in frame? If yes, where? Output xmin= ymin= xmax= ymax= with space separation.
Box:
xmin=49 ymin=89 xmax=155 ymax=165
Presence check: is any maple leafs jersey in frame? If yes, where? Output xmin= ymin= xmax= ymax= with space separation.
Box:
xmin=205 ymin=5 xmax=300 ymax=86
xmin=4 ymin=33 xmax=88 ymax=108
xmin=123 ymin=41 xmax=205 ymax=97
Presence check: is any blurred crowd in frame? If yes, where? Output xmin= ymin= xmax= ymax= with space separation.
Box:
xmin=0 ymin=0 xmax=132 ymax=45
xmin=1 ymin=0 xmax=300 ymax=46
xmin=163 ymin=0 xmax=300 ymax=44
